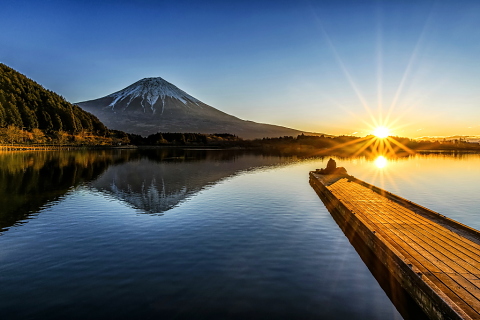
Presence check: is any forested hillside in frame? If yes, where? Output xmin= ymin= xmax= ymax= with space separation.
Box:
xmin=0 ymin=63 xmax=114 ymax=144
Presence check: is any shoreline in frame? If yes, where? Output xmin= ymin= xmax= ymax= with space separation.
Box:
xmin=2 ymin=144 xmax=480 ymax=155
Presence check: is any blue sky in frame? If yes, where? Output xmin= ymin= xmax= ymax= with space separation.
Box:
xmin=1 ymin=0 xmax=480 ymax=137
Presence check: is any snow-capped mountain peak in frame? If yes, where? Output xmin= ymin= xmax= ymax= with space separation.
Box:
xmin=77 ymin=76 xmax=319 ymax=139
xmin=107 ymin=77 xmax=201 ymax=114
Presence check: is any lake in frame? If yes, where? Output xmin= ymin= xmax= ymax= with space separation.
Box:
xmin=1 ymin=149 xmax=479 ymax=319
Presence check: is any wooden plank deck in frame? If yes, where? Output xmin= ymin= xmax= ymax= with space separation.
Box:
xmin=309 ymin=172 xmax=480 ymax=320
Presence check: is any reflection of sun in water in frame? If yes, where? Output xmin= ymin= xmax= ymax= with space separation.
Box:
xmin=374 ymin=155 xmax=388 ymax=169
xmin=372 ymin=126 xmax=390 ymax=138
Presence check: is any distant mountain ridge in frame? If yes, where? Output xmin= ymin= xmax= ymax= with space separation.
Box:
xmin=77 ymin=77 xmax=321 ymax=139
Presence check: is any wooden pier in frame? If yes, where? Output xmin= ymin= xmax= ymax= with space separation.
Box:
xmin=310 ymin=171 xmax=480 ymax=320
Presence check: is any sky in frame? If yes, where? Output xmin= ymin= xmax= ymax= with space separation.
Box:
xmin=1 ymin=0 xmax=480 ymax=138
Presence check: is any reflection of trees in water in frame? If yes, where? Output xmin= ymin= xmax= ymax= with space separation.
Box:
xmin=0 ymin=149 xmax=291 ymax=232
xmin=417 ymin=150 xmax=480 ymax=160
xmin=0 ymin=151 xmax=121 ymax=232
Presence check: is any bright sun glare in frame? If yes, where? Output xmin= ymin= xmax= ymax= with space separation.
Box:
xmin=372 ymin=126 xmax=390 ymax=138
xmin=374 ymin=155 xmax=388 ymax=169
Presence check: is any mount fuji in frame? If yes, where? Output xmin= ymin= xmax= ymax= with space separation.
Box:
xmin=76 ymin=77 xmax=318 ymax=139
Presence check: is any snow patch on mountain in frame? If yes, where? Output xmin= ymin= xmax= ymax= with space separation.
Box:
xmin=107 ymin=77 xmax=201 ymax=114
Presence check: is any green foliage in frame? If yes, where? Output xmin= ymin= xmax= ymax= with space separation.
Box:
xmin=0 ymin=63 xmax=108 ymax=141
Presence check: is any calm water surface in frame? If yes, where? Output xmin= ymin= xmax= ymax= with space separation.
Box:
xmin=1 ymin=149 xmax=479 ymax=319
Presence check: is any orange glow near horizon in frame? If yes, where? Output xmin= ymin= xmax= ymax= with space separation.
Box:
xmin=354 ymin=118 xmax=417 ymax=190
xmin=307 ymin=115 xmax=421 ymax=191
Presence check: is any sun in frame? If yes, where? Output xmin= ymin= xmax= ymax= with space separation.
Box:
xmin=372 ymin=126 xmax=390 ymax=138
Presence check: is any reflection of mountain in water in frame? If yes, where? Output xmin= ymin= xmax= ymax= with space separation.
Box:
xmin=90 ymin=150 xmax=291 ymax=214
xmin=0 ymin=151 xmax=122 ymax=232
xmin=1 ymin=148 xmax=432 ymax=232
xmin=0 ymin=149 xmax=291 ymax=233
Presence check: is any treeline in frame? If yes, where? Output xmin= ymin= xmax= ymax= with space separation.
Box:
xmin=0 ymin=63 xmax=107 ymax=142
xmin=246 ymin=134 xmax=478 ymax=156
xmin=125 ymin=132 xmax=242 ymax=146
xmin=0 ymin=125 xmax=130 ymax=146
xmin=0 ymin=64 xmax=249 ymax=147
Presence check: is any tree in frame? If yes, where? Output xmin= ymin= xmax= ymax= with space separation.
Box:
xmin=56 ymin=130 xmax=69 ymax=146
xmin=31 ymin=128 xmax=46 ymax=144
xmin=157 ymin=133 xmax=168 ymax=144
xmin=6 ymin=125 xmax=21 ymax=144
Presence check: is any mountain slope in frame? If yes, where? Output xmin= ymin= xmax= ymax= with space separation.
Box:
xmin=77 ymin=77 xmax=316 ymax=139
xmin=0 ymin=63 xmax=107 ymax=135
